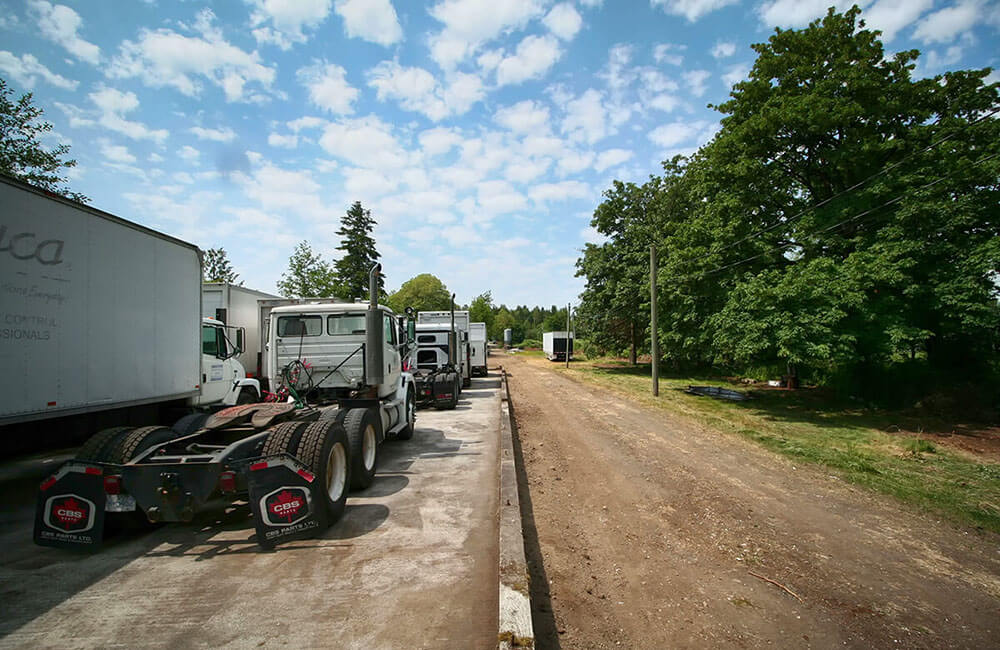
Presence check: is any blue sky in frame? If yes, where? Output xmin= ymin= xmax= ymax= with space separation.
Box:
xmin=2 ymin=1 xmax=998 ymax=307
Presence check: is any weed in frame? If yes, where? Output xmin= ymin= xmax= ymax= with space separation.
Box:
xmin=904 ymin=438 xmax=937 ymax=455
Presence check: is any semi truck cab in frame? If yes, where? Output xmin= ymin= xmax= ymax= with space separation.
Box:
xmin=194 ymin=317 xmax=259 ymax=406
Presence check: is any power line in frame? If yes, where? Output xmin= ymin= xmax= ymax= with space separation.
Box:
xmin=687 ymin=151 xmax=1000 ymax=281
xmin=706 ymin=106 xmax=1000 ymax=257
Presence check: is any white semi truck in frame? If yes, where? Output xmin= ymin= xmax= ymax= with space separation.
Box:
xmin=469 ymin=322 xmax=488 ymax=376
xmin=33 ymin=263 xmax=416 ymax=551
xmin=417 ymin=310 xmax=471 ymax=387
xmin=202 ymin=282 xmax=280 ymax=378
xmin=0 ymin=175 xmax=259 ymax=452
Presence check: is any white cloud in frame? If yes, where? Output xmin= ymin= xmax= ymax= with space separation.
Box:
xmin=529 ymin=180 xmax=591 ymax=203
xmin=149 ymin=153 xmax=164 ymax=163
xmin=173 ymin=171 xmax=194 ymax=184
xmin=653 ymin=43 xmax=685 ymax=66
xmin=178 ymin=145 xmax=200 ymax=162
xmin=419 ymin=126 xmax=464 ymax=156
xmin=580 ymin=225 xmax=607 ymax=245
xmin=865 ymin=0 xmax=932 ymax=42
xmin=288 ymin=116 xmax=327 ymax=131
xmin=476 ymin=179 xmax=529 ymax=214
xmin=0 ymin=51 xmax=77 ymax=90
xmin=495 ymin=34 xmax=563 ymax=86
xmin=504 ymin=157 xmax=552 ymax=183
xmin=342 ymin=166 xmax=400 ymax=198
xmin=543 ymin=3 xmax=583 ymax=40
xmin=318 ymin=115 xmax=410 ymax=169
xmin=427 ymin=0 xmax=546 ymax=69
xmin=367 ymin=61 xmax=484 ymax=120
xmin=248 ymin=0 xmax=332 ymax=49
xmin=334 ymin=0 xmax=403 ymax=47
xmin=494 ymin=100 xmax=551 ymax=134
xmin=594 ymin=148 xmax=633 ymax=172
xmin=757 ymin=0 xmax=861 ymax=29
xmin=651 ymin=0 xmax=740 ymax=22
xmin=190 ymin=126 xmax=236 ymax=142
xmin=109 ymin=9 xmax=276 ymax=102
xmin=683 ymin=69 xmax=710 ymax=96
xmin=711 ymin=41 xmax=736 ymax=58
xmin=913 ymin=0 xmax=982 ymax=44
xmin=100 ymin=141 xmax=136 ymax=164
xmin=561 ymin=88 xmax=609 ymax=144
xmin=298 ymin=62 xmax=359 ymax=115
xmin=29 ymin=1 xmax=100 ymax=65
xmin=556 ymin=149 xmax=595 ymax=176
xmin=268 ymin=133 xmax=299 ymax=148
xmin=649 ymin=119 xmax=709 ymax=148
xmin=88 ymin=86 xmax=169 ymax=143
xmin=722 ymin=63 xmax=750 ymax=88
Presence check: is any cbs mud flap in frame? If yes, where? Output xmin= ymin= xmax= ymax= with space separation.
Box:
xmin=247 ymin=455 xmax=331 ymax=549
xmin=33 ymin=463 xmax=107 ymax=551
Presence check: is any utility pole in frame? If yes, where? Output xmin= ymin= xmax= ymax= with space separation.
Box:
xmin=650 ymin=244 xmax=659 ymax=396
xmin=565 ymin=302 xmax=571 ymax=369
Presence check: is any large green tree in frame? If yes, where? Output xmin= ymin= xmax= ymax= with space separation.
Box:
xmin=334 ymin=201 xmax=383 ymax=300
xmin=0 ymin=78 xmax=86 ymax=202
xmin=277 ymin=241 xmax=339 ymax=298
xmin=386 ymin=273 xmax=451 ymax=312
xmin=203 ymin=247 xmax=242 ymax=285
xmin=469 ymin=291 xmax=495 ymax=333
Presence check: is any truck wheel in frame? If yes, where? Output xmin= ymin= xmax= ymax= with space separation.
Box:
xmin=236 ymin=388 xmax=258 ymax=405
xmin=343 ymin=408 xmax=378 ymax=490
xmin=260 ymin=421 xmax=312 ymax=457
xmin=396 ymin=387 xmax=416 ymax=441
xmin=463 ymin=376 xmax=471 ymax=388
xmin=449 ymin=376 xmax=460 ymax=410
xmin=172 ymin=412 xmax=210 ymax=436
xmin=293 ymin=420 xmax=350 ymax=523
xmin=75 ymin=426 xmax=134 ymax=462
xmin=109 ymin=426 xmax=178 ymax=464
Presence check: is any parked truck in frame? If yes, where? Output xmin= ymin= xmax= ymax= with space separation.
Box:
xmin=469 ymin=322 xmax=488 ymax=376
xmin=33 ymin=264 xmax=415 ymax=551
xmin=202 ymin=282 xmax=280 ymax=378
xmin=410 ymin=322 xmax=462 ymax=409
xmin=0 ymin=175 xmax=259 ymax=455
xmin=417 ymin=310 xmax=471 ymax=387
xmin=543 ymin=331 xmax=574 ymax=361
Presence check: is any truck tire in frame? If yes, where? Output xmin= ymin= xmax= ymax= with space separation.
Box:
xmin=172 ymin=412 xmax=210 ymax=436
xmin=109 ymin=426 xmax=178 ymax=464
xmin=292 ymin=420 xmax=350 ymax=523
xmin=463 ymin=375 xmax=471 ymax=389
xmin=449 ymin=375 xmax=460 ymax=410
xmin=343 ymin=408 xmax=378 ymax=490
xmin=396 ymin=387 xmax=416 ymax=441
xmin=260 ymin=421 xmax=313 ymax=458
xmin=75 ymin=426 xmax=135 ymax=462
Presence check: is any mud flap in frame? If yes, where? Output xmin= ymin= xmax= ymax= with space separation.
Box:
xmin=34 ymin=463 xmax=106 ymax=551
xmin=247 ymin=455 xmax=329 ymax=549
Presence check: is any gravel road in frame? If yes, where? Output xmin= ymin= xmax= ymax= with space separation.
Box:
xmin=504 ymin=353 xmax=1000 ymax=649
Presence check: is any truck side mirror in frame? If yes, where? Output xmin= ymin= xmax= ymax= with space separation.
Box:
xmin=407 ymin=319 xmax=416 ymax=342
xmin=235 ymin=328 xmax=245 ymax=354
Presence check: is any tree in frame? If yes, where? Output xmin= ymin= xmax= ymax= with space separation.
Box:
xmin=468 ymin=291 xmax=495 ymax=334
xmin=493 ymin=307 xmax=517 ymax=343
xmin=277 ymin=241 xmax=339 ymax=298
xmin=203 ymin=247 xmax=242 ymax=285
xmin=334 ymin=201 xmax=383 ymax=300
xmin=0 ymin=77 xmax=86 ymax=202
xmin=386 ymin=273 xmax=451 ymax=312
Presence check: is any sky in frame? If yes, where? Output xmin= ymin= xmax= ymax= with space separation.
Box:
xmin=1 ymin=1 xmax=998 ymax=308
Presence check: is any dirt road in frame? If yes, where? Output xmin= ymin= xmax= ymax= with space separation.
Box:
xmin=503 ymin=353 xmax=1000 ymax=649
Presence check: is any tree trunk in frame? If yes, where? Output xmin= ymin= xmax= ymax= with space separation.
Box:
xmin=629 ymin=319 xmax=637 ymax=365
xmin=785 ymin=361 xmax=800 ymax=389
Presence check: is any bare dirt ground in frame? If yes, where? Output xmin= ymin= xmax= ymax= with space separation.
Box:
xmin=501 ymin=353 xmax=1000 ymax=649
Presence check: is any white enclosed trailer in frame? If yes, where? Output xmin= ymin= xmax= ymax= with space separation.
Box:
xmin=417 ymin=310 xmax=471 ymax=387
xmin=202 ymin=282 xmax=280 ymax=377
xmin=543 ymin=331 xmax=574 ymax=361
xmin=503 ymin=328 xmax=513 ymax=348
xmin=0 ymin=176 xmax=257 ymax=448
xmin=469 ymin=322 xmax=488 ymax=376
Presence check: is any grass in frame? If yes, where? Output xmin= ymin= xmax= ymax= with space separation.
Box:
xmin=536 ymin=357 xmax=1000 ymax=535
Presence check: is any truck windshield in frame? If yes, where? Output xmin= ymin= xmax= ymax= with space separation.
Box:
xmin=277 ymin=315 xmax=321 ymax=337
xmin=327 ymin=313 xmax=366 ymax=335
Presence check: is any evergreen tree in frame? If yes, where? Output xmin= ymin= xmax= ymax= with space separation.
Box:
xmin=335 ymin=201 xmax=383 ymax=300
xmin=203 ymin=248 xmax=242 ymax=285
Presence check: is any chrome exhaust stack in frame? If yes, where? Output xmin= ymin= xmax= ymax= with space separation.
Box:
xmin=365 ymin=263 xmax=384 ymax=386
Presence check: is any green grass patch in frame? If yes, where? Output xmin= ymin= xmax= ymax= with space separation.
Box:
xmin=539 ymin=358 xmax=1000 ymax=534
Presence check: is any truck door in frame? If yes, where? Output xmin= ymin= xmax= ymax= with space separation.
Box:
xmin=199 ymin=324 xmax=231 ymax=404
xmin=383 ymin=313 xmax=401 ymax=393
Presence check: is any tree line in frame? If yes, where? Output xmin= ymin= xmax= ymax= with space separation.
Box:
xmin=576 ymin=7 xmax=1000 ymax=408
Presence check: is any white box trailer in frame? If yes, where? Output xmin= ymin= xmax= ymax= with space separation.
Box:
xmin=417 ymin=310 xmax=471 ymax=387
xmin=0 ymin=176 xmax=203 ymax=425
xmin=469 ymin=322 xmax=487 ymax=376
xmin=543 ymin=331 xmax=574 ymax=362
xmin=202 ymin=282 xmax=280 ymax=378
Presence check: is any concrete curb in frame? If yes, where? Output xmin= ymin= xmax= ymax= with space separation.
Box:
xmin=498 ymin=366 xmax=535 ymax=649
